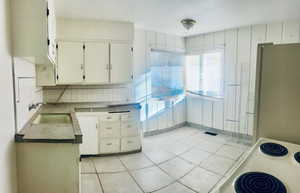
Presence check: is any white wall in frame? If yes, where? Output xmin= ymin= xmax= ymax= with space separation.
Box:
xmin=0 ymin=0 xmax=18 ymax=192
xmin=14 ymin=57 xmax=43 ymax=132
xmin=186 ymin=20 xmax=300 ymax=136
xmin=56 ymin=18 xmax=134 ymax=42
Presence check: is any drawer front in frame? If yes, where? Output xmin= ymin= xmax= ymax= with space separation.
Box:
xmin=99 ymin=122 xmax=120 ymax=138
xmin=120 ymin=113 xmax=136 ymax=121
xmin=121 ymin=121 xmax=140 ymax=137
xmin=99 ymin=138 xmax=120 ymax=154
xmin=99 ymin=114 xmax=120 ymax=122
xmin=121 ymin=137 xmax=141 ymax=152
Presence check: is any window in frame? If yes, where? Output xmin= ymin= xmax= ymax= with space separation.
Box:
xmin=134 ymin=50 xmax=185 ymax=121
xmin=185 ymin=50 xmax=224 ymax=97
xmin=185 ymin=55 xmax=201 ymax=91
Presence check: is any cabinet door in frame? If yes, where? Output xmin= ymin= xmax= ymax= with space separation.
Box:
xmin=77 ymin=115 xmax=99 ymax=155
xmin=46 ymin=0 xmax=56 ymax=63
xmin=84 ymin=42 xmax=109 ymax=84
xmin=202 ymin=100 xmax=213 ymax=128
xmin=213 ymin=100 xmax=224 ymax=130
xmin=110 ymin=43 xmax=133 ymax=83
xmin=57 ymin=42 xmax=84 ymax=84
xmin=186 ymin=95 xmax=203 ymax=125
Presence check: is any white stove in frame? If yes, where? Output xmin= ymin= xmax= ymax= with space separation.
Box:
xmin=211 ymin=138 xmax=300 ymax=193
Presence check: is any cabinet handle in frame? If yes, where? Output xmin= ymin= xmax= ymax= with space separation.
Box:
xmin=106 ymin=143 xmax=113 ymax=146
xmin=106 ymin=127 xmax=112 ymax=130
xmin=127 ymin=125 xmax=131 ymax=128
xmin=127 ymin=141 xmax=133 ymax=144
xmin=107 ymin=117 xmax=112 ymax=120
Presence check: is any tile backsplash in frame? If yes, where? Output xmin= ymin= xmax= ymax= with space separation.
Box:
xmin=43 ymin=85 xmax=135 ymax=103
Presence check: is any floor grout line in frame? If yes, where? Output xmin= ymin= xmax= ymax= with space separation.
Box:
xmin=117 ymin=155 xmax=147 ymax=193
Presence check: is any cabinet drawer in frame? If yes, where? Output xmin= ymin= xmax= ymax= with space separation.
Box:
xmin=99 ymin=122 xmax=120 ymax=138
xmin=99 ymin=138 xmax=120 ymax=154
xmin=99 ymin=114 xmax=120 ymax=122
xmin=120 ymin=113 xmax=136 ymax=121
xmin=121 ymin=137 xmax=141 ymax=152
xmin=121 ymin=121 xmax=140 ymax=137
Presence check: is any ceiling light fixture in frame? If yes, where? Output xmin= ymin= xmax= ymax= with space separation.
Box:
xmin=181 ymin=18 xmax=196 ymax=30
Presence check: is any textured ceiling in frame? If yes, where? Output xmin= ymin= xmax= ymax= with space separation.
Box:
xmin=55 ymin=0 xmax=300 ymax=36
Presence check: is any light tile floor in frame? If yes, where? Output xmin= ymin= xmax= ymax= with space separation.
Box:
xmin=81 ymin=127 xmax=251 ymax=193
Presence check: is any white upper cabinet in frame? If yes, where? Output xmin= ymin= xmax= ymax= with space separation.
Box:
xmin=282 ymin=21 xmax=300 ymax=43
xmin=57 ymin=42 xmax=84 ymax=84
xmin=266 ymin=23 xmax=283 ymax=44
xmin=57 ymin=42 xmax=133 ymax=85
xmin=11 ymin=0 xmax=57 ymax=86
xmin=47 ymin=0 xmax=57 ymax=63
xmin=84 ymin=43 xmax=110 ymax=84
xmin=110 ymin=43 xmax=133 ymax=83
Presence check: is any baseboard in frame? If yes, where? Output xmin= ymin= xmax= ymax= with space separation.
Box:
xmin=186 ymin=122 xmax=253 ymax=144
xmin=143 ymin=122 xmax=187 ymax=137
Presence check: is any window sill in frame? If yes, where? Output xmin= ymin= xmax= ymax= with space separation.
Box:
xmin=186 ymin=90 xmax=224 ymax=101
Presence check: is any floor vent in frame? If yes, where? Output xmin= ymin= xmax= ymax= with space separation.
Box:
xmin=204 ymin=131 xmax=218 ymax=136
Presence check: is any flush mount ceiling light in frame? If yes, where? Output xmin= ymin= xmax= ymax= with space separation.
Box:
xmin=181 ymin=18 xmax=196 ymax=30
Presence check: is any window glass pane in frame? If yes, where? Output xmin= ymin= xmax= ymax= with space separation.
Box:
xmin=150 ymin=51 xmax=184 ymax=99
xmin=201 ymin=51 xmax=224 ymax=96
xmin=185 ymin=55 xmax=200 ymax=91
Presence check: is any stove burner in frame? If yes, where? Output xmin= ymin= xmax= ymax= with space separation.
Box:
xmin=260 ymin=143 xmax=288 ymax=157
xmin=295 ymin=152 xmax=300 ymax=164
xmin=235 ymin=172 xmax=287 ymax=193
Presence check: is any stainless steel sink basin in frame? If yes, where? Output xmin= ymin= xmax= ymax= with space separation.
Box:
xmin=32 ymin=114 xmax=72 ymax=124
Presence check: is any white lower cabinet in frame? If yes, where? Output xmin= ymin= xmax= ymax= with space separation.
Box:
xmin=121 ymin=121 xmax=139 ymax=137
xmin=77 ymin=114 xmax=99 ymax=155
xmin=99 ymin=138 xmax=120 ymax=154
xmin=77 ymin=110 xmax=141 ymax=155
xmin=121 ymin=137 xmax=141 ymax=152
xmin=99 ymin=121 xmax=121 ymax=138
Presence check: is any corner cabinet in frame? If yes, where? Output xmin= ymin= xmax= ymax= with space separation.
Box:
xmin=56 ymin=41 xmax=133 ymax=85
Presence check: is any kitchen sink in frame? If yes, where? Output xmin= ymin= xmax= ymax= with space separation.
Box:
xmin=32 ymin=114 xmax=72 ymax=124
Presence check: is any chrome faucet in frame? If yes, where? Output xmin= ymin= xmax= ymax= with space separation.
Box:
xmin=28 ymin=102 xmax=44 ymax=111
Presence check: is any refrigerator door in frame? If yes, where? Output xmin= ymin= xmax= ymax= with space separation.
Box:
xmin=255 ymin=43 xmax=300 ymax=144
